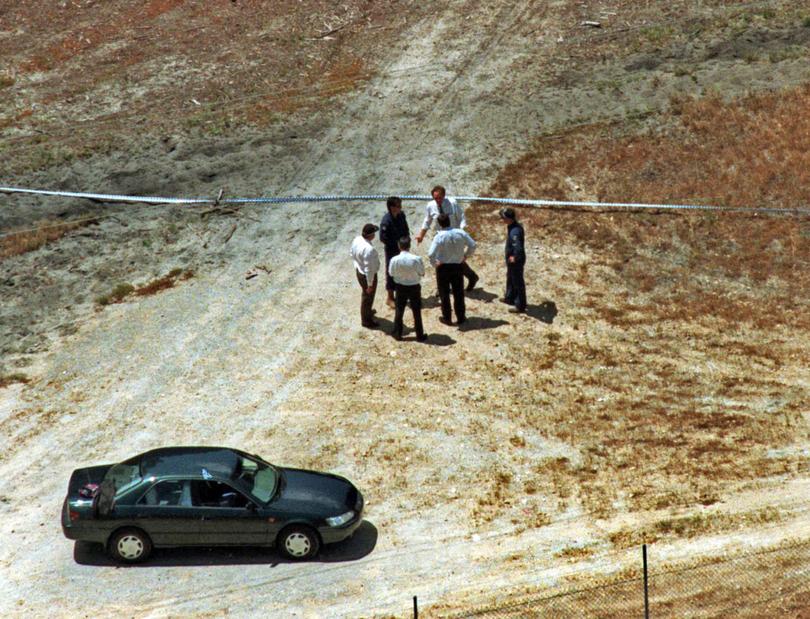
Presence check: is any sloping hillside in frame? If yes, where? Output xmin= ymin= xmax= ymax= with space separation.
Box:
xmin=1 ymin=1 xmax=809 ymax=616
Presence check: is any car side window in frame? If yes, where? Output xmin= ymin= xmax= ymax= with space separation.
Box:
xmin=137 ymin=480 xmax=193 ymax=507
xmin=191 ymin=480 xmax=250 ymax=508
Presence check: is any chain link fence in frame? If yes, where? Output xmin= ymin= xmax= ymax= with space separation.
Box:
xmin=431 ymin=540 xmax=810 ymax=618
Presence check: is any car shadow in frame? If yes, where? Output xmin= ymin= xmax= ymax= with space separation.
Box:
xmin=457 ymin=316 xmax=509 ymax=332
xmin=526 ymin=300 xmax=558 ymax=324
xmin=73 ymin=520 xmax=378 ymax=567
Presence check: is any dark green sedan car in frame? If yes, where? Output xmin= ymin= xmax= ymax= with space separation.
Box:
xmin=62 ymin=447 xmax=364 ymax=563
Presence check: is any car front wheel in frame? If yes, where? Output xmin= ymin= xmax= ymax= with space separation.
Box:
xmin=109 ymin=528 xmax=152 ymax=564
xmin=278 ymin=525 xmax=320 ymax=560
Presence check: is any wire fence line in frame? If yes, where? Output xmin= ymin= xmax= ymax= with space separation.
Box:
xmin=431 ymin=539 xmax=810 ymax=618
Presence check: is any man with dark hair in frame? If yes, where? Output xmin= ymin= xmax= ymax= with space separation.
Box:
xmin=380 ymin=196 xmax=410 ymax=309
xmin=428 ymin=213 xmax=476 ymax=325
xmin=387 ymin=236 xmax=427 ymax=342
xmin=350 ymin=223 xmax=381 ymax=328
xmin=499 ymin=207 xmax=527 ymax=313
xmin=416 ymin=184 xmax=479 ymax=291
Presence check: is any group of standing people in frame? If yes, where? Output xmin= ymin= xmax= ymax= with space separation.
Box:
xmin=350 ymin=185 xmax=526 ymax=341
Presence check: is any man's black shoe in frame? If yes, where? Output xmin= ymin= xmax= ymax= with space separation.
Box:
xmin=508 ymin=307 xmax=526 ymax=314
xmin=392 ymin=332 xmax=403 ymax=341
xmin=438 ymin=317 xmax=453 ymax=326
xmin=456 ymin=318 xmax=467 ymax=326
xmin=417 ymin=333 xmax=428 ymax=342
xmin=500 ymin=297 xmax=514 ymax=305
xmin=465 ymin=274 xmax=479 ymax=291
xmin=362 ymin=320 xmax=380 ymax=328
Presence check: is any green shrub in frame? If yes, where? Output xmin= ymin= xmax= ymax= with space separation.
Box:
xmin=96 ymin=283 xmax=134 ymax=305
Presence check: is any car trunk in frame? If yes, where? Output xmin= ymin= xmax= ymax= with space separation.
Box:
xmin=66 ymin=464 xmax=114 ymax=517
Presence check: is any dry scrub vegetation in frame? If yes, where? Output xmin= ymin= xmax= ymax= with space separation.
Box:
xmin=0 ymin=0 xmax=432 ymax=174
xmin=94 ymin=268 xmax=193 ymax=305
xmin=0 ymin=218 xmax=97 ymax=259
xmin=465 ymin=84 xmax=810 ymax=524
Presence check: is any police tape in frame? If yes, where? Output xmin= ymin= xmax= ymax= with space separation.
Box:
xmin=1 ymin=184 xmax=808 ymax=215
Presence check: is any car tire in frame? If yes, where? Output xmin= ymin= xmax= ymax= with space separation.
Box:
xmin=108 ymin=528 xmax=152 ymax=564
xmin=278 ymin=525 xmax=320 ymax=560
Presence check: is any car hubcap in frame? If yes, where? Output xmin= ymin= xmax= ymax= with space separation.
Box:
xmin=118 ymin=535 xmax=144 ymax=559
xmin=285 ymin=533 xmax=310 ymax=557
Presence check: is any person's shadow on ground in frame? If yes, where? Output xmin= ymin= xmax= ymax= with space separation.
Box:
xmin=526 ymin=300 xmax=558 ymax=324
xmin=73 ymin=521 xmax=378 ymax=567
xmin=457 ymin=317 xmax=509 ymax=332
xmin=465 ymin=288 xmax=498 ymax=303
xmin=422 ymin=294 xmax=440 ymax=309
xmin=397 ymin=332 xmax=456 ymax=346
xmin=424 ymin=287 xmax=497 ymax=309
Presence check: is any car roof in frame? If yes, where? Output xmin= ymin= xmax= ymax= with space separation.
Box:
xmin=134 ymin=447 xmax=243 ymax=479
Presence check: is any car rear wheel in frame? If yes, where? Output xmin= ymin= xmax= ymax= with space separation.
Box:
xmin=109 ymin=528 xmax=152 ymax=564
xmin=278 ymin=525 xmax=320 ymax=560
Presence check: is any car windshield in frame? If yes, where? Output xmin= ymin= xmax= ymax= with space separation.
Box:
xmin=104 ymin=463 xmax=142 ymax=496
xmin=233 ymin=455 xmax=278 ymax=503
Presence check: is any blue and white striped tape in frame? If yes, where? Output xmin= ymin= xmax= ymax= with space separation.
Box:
xmin=1 ymin=185 xmax=808 ymax=215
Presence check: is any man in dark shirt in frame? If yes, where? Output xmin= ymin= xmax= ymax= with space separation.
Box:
xmin=500 ymin=207 xmax=527 ymax=313
xmin=380 ymin=196 xmax=410 ymax=308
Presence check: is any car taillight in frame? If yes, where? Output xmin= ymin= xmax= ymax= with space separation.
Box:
xmin=69 ymin=509 xmax=80 ymax=522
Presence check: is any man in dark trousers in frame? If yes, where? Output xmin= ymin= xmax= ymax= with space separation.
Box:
xmin=350 ymin=223 xmax=381 ymax=328
xmin=428 ymin=213 xmax=477 ymax=325
xmin=415 ymin=185 xmax=479 ymax=291
xmin=387 ymin=236 xmax=427 ymax=342
xmin=500 ymin=207 xmax=527 ymax=313
xmin=380 ymin=196 xmax=410 ymax=309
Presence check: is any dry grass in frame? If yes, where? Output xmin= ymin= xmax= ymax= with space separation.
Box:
xmin=463 ymin=84 xmax=810 ymax=521
xmin=0 ymin=373 xmax=30 ymax=389
xmin=95 ymin=268 xmax=193 ymax=306
xmin=134 ymin=267 xmax=193 ymax=296
xmin=0 ymin=0 xmax=431 ymax=173
xmin=0 ymin=218 xmax=96 ymax=259
xmin=609 ymin=507 xmax=783 ymax=548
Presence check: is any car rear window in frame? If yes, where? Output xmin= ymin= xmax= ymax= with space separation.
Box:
xmin=104 ymin=463 xmax=142 ymax=495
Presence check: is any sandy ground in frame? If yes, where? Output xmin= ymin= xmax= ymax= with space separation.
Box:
xmin=1 ymin=1 xmax=810 ymax=616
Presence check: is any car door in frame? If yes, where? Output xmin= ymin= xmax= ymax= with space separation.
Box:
xmin=123 ymin=478 xmax=203 ymax=546
xmin=191 ymin=479 xmax=269 ymax=545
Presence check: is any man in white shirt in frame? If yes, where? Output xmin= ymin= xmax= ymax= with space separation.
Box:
xmin=350 ymin=223 xmax=381 ymax=328
xmin=388 ymin=236 xmax=427 ymax=342
xmin=428 ymin=213 xmax=477 ymax=325
xmin=415 ymin=184 xmax=479 ymax=291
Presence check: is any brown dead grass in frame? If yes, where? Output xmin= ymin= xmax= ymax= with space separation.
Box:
xmin=609 ymin=507 xmax=783 ymax=548
xmin=465 ymin=84 xmax=810 ymax=521
xmin=0 ymin=218 xmax=97 ymax=259
xmin=1 ymin=0 xmax=431 ymax=173
xmin=134 ymin=267 xmax=193 ymax=297
xmin=95 ymin=268 xmax=193 ymax=305
xmin=0 ymin=373 xmax=30 ymax=389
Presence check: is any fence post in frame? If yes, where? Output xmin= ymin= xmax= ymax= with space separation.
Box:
xmin=413 ymin=595 xmax=418 ymax=619
xmin=643 ymin=544 xmax=650 ymax=619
